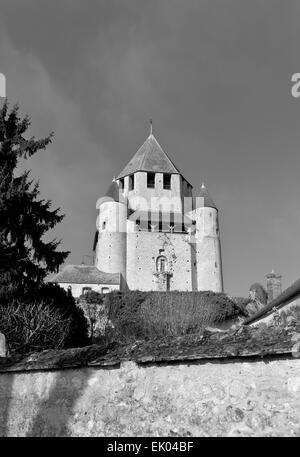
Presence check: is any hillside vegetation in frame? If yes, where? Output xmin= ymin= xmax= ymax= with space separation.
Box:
xmin=79 ymin=290 xmax=243 ymax=344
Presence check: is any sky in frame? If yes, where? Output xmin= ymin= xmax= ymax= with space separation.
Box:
xmin=1 ymin=0 xmax=300 ymax=297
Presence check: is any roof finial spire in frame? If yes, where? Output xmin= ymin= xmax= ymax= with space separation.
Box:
xmin=150 ymin=118 xmax=153 ymax=136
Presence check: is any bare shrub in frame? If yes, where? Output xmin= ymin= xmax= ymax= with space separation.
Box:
xmin=77 ymin=291 xmax=111 ymax=341
xmin=0 ymin=300 xmax=72 ymax=355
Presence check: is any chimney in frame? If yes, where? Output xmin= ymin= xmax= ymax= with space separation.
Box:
xmin=266 ymin=270 xmax=282 ymax=303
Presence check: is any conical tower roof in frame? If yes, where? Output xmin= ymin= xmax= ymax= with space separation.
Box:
xmin=194 ymin=183 xmax=217 ymax=210
xmin=104 ymin=180 xmax=124 ymax=203
xmin=116 ymin=133 xmax=181 ymax=179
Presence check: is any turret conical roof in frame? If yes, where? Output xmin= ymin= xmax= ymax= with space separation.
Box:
xmin=116 ymin=133 xmax=181 ymax=179
xmin=104 ymin=180 xmax=124 ymax=203
xmin=194 ymin=183 xmax=217 ymax=210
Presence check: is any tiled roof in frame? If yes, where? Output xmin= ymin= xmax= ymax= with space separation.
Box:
xmin=117 ymin=134 xmax=181 ymax=179
xmin=193 ymin=183 xmax=217 ymax=210
xmin=244 ymin=277 xmax=300 ymax=325
xmin=48 ymin=265 xmax=120 ymax=285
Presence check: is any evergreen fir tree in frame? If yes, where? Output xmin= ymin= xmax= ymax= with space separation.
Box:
xmin=0 ymin=100 xmax=69 ymax=292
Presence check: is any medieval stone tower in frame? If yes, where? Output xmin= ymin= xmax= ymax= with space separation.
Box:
xmin=266 ymin=270 xmax=282 ymax=303
xmin=93 ymin=127 xmax=224 ymax=293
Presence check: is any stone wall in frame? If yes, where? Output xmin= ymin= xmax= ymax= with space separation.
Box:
xmin=122 ymin=172 xmax=184 ymax=213
xmin=126 ymin=231 xmax=192 ymax=291
xmin=1 ymin=356 xmax=300 ymax=437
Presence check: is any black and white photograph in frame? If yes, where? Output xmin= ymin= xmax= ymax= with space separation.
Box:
xmin=0 ymin=0 xmax=300 ymax=442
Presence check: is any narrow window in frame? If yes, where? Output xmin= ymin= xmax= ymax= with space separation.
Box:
xmin=163 ymin=174 xmax=171 ymax=190
xmin=158 ymin=218 xmax=162 ymax=232
xmin=102 ymin=221 xmax=106 ymax=230
xmin=135 ymin=218 xmax=141 ymax=231
xmin=169 ymin=212 xmax=174 ymax=232
xmin=147 ymin=172 xmax=155 ymax=188
xmin=119 ymin=178 xmax=124 ymax=190
xmin=158 ymin=208 xmax=163 ymax=232
xmin=129 ymin=174 xmax=134 ymax=190
xmin=191 ymin=220 xmax=196 ymax=235
xmin=156 ymin=256 xmax=167 ymax=273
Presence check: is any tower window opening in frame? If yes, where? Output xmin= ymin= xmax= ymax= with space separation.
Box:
xmin=148 ymin=221 xmax=156 ymax=231
xmin=135 ymin=218 xmax=141 ymax=231
xmin=163 ymin=174 xmax=171 ymax=190
xmin=156 ymin=255 xmax=167 ymax=273
xmin=102 ymin=221 xmax=107 ymax=230
xmin=129 ymin=174 xmax=134 ymax=190
xmin=147 ymin=172 xmax=155 ymax=188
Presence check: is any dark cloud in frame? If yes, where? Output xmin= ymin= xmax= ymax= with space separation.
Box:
xmin=1 ymin=0 xmax=300 ymax=295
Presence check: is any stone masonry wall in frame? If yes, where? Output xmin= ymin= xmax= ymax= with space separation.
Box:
xmin=0 ymin=357 xmax=300 ymax=437
xmin=126 ymin=231 xmax=193 ymax=291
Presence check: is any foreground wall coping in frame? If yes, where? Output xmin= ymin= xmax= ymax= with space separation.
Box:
xmin=1 ymin=324 xmax=300 ymax=374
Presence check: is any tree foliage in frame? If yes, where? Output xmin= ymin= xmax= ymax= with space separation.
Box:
xmin=0 ymin=101 xmax=89 ymax=352
xmin=0 ymin=100 xmax=69 ymax=293
xmin=249 ymin=283 xmax=268 ymax=305
xmin=77 ymin=291 xmax=108 ymax=341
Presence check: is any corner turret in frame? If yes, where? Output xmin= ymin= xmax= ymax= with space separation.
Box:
xmin=94 ymin=180 xmax=127 ymax=288
xmin=189 ymin=183 xmax=223 ymax=292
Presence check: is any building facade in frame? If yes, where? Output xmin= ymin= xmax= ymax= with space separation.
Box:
xmin=51 ymin=130 xmax=224 ymax=297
